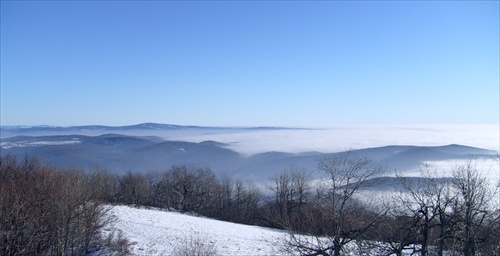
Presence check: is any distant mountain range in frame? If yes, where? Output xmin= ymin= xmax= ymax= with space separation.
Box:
xmin=1 ymin=123 xmax=208 ymax=131
xmin=1 ymin=133 xmax=496 ymax=181
xmin=0 ymin=123 xmax=302 ymax=138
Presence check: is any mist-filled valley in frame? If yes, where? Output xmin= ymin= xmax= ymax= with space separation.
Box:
xmin=1 ymin=123 xmax=499 ymax=182
xmin=2 ymin=124 xmax=499 ymax=255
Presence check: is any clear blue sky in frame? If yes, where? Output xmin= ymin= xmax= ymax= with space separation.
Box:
xmin=1 ymin=1 xmax=498 ymax=127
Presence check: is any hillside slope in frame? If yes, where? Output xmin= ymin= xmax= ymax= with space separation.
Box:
xmin=1 ymin=134 xmax=496 ymax=181
xmin=107 ymin=205 xmax=286 ymax=255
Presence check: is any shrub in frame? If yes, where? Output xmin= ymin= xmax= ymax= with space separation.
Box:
xmin=171 ymin=232 xmax=218 ymax=256
xmin=0 ymin=155 xmax=123 ymax=255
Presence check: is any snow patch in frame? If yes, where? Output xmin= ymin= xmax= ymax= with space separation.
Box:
xmin=0 ymin=140 xmax=81 ymax=149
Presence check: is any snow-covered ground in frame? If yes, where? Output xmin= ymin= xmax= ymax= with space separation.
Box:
xmin=0 ymin=139 xmax=81 ymax=149
xmin=106 ymin=205 xmax=287 ymax=255
xmin=106 ymin=205 xmax=449 ymax=256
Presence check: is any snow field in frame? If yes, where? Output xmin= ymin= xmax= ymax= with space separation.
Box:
xmin=107 ymin=205 xmax=287 ymax=255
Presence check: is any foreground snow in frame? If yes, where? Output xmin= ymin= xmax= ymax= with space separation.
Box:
xmin=107 ymin=205 xmax=287 ymax=255
xmin=107 ymin=205 xmax=437 ymax=256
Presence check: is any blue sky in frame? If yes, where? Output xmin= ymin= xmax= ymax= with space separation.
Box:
xmin=1 ymin=1 xmax=498 ymax=127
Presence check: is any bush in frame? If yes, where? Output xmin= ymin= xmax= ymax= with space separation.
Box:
xmin=99 ymin=228 xmax=134 ymax=255
xmin=171 ymin=232 xmax=218 ymax=256
xmin=0 ymin=155 xmax=121 ymax=255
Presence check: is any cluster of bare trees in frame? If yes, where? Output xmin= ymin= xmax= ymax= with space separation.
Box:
xmin=266 ymin=154 xmax=499 ymax=256
xmin=90 ymin=165 xmax=263 ymax=225
xmin=2 ymin=153 xmax=498 ymax=256
xmin=0 ymin=155 xmax=128 ymax=255
xmin=379 ymin=162 xmax=500 ymax=256
xmin=268 ymin=153 xmax=388 ymax=256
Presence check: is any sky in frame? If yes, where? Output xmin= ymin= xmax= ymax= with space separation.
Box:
xmin=1 ymin=1 xmax=499 ymax=127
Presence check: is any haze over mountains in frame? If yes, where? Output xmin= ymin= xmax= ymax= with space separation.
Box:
xmin=1 ymin=123 xmax=497 ymax=182
xmin=0 ymin=123 xmax=295 ymax=138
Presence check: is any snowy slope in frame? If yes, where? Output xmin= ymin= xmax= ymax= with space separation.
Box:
xmin=107 ymin=205 xmax=287 ymax=255
xmin=107 ymin=205 xmax=441 ymax=256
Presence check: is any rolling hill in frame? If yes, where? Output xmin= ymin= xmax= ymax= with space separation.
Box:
xmin=1 ymin=133 xmax=496 ymax=182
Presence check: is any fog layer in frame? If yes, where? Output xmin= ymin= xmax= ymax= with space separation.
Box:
xmin=170 ymin=125 xmax=499 ymax=156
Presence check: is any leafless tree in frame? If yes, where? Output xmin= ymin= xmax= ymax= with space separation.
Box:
xmin=449 ymin=161 xmax=498 ymax=255
xmin=218 ymin=178 xmax=261 ymax=224
xmin=374 ymin=213 xmax=419 ymax=256
xmin=281 ymin=151 xmax=386 ymax=256
xmin=214 ymin=174 xmax=234 ymax=220
xmin=266 ymin=168 xmax=312 ymax=230
xmin=88 ymin=169 xmax=120 ymax=203
xmin=0 ymin=155 xmax=120 ymax=255
xmin=389 ymin=160 xmax=499 ymax=256
xmin=209 ymin=174 xmax=263 ymax=224
xmin=393 ymin=165 xmax=457 ymax=256
xmin=118 ymin=171 xmax=150 ymax=205
xmin=164 ymin=166 xmax=220 ymax=214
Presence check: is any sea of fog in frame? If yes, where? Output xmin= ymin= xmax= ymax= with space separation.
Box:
xmin=2 ymin=124 xmax=498 ymax=189
xmin=2 ymin=124 xmax=498 ymax=156
xmin=170 ymin=125 xmax=500 ymax=189
xmin=164 ymin=125 xmax=499 ymax=156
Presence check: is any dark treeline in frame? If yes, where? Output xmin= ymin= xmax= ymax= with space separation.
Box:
xmin=107 ymin=166 xmax=264 ymax=225
xmin=1 ymin=154 xmax=499 ymax=256
xmin=0 ymin=155 xmax=130 ymax=255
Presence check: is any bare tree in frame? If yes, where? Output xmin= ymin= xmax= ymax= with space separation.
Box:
xmin=393 ymin=165 xmax=457 ymax=256
xmin=165 ymin=166 xmax=221 ymax=214
xmin=118 ymin=171 xmax=150 ymax=205
xmin=227 ymin=179 xmax=262 ymax=224
xmin=450 ymin=161 xmax=498 ymax=255
xmin=374 ymin=213 xmax=419 ymax=256
xmin=267 ymin=168 xmax=312 ymax=230
xmin=389 ymin=160 xmax=499 ymax=256
xmin=214 ymin=174 xmax=234 ymax=221
xmin=282 ymin=151 xmax=386 ymax=256
xmin=209 ymin=174 xmax=263 ymax=224
xmin=0 ymin=155 xmax=118 ymax=255
xmin=192 ymin=168 xmax=219 ymax=216
xmin=88 ymin=169 xmax=120 ymax=203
